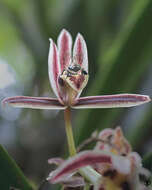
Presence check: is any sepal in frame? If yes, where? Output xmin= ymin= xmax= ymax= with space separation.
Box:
xmin=2 ymin=96 xmax=66 ymax=110
xmin=73 ymin=94 xmax=151 ymax=109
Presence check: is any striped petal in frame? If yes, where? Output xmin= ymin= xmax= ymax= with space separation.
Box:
xmin=57 ymin=29 xmax=72 ymax=71
xmin=72 ymin=94 xmax=151 ymax=109
xmin=2 ymin=96 xmax=66 ymax=110
xmin=73 ymin=33 xmax=88 ymax=72
xmin=48 ymin=39 xmax=62 ymax=102
xmin=47 ymin=175 xmax=85 ymax=187
xmin=48 ymin=158 xmax=64 ymax=165
xmin=61 ymin=176 xmax=85 ymax=187
xmin=49 ymin=151 xmax=131 ymax=184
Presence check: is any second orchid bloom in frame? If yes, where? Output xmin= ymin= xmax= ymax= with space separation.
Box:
xmin=2 ymin=29 xmax=150 ymax=109
xmin=47 ymin=127 xmax=152 ymax=190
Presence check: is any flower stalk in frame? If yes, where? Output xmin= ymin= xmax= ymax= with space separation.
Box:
xmin=79 ymin=166 xmax=102 ymax=185
xmin=64 ymin=108 xmax=76 ymax=156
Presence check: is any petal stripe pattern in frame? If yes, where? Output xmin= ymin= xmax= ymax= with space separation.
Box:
xmin=48 ymin=39 xmax=62 ymax=102
xmin=73 ymin=94 xmax=151 ymax=109
xmin=49 ymin=151 xmax=131 ymax=184
xmin=2 ymin=96 xmax=66 ymax=110
xmin=73 ymin=33 xmax=88 ymax=72
xmin=57 ymin=29 xmax=72 ymax=71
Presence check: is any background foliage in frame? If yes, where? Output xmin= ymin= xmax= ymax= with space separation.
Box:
xmin=0 ymin=0 xmax=152 ymax=189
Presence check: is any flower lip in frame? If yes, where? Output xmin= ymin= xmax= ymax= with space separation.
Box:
xmin=60 ymin=64 xmax=89 ymax=92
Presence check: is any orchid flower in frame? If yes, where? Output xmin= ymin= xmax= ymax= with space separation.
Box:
xmin=2 ymin=29 xmax=150 ymax=111
xmin=47 ymin=127 xmax=152 ymax=190
xmin=2 ymin=29 xmax=151 ymax=155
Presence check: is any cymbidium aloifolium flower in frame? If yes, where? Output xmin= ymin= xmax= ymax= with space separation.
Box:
xmin=2 ymin=29 xmax=151 ymax=109
xmin=47 ymin=127 xmax=152 ymax=190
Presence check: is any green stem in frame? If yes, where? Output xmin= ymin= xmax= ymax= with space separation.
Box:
xmin=84 ymin=182 xmax=90 ymax=190
xmin=79 ymin=166 xmax=101 ymax=186
xmin=64 ymin=108 xmax=76 ymax=156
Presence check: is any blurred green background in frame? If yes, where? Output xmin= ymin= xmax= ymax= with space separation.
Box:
xmin=0 ymin=0 xmax=152 ymax=189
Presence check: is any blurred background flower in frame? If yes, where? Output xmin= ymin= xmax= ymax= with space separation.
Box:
xmin=0 ymin=0 xmax=152 ymax=189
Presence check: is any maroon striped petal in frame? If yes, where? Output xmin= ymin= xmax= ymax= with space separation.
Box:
xmin=2 ymin=96 xmax=66 ymax=110
xmin=61 ymin=176 xmax=85 ymax=187
xmin=72 ymin=94 xmax=151 ymax=109
xmin=48 ymin=39 xmax=62 ymax=102
xmin=49 ymin=151 xmax=131 ymax=184
xmin=73 ymin=33 xmax=88 ymax=72
xmin=57 ymin=29 xmax=72 ymax=71
xmin=48 ymin=158 xmax=64 ymax=165
xmin=47 ymin=175 xmax=85 ymax=187
xmin=65 ymin=72 xmax=89 ymax=92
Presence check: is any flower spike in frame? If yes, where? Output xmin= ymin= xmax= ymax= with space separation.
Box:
xmin=72 ymin=94 xmax=151 ymax=109
xmin=2 ymin=96 xmax=66 ymax=110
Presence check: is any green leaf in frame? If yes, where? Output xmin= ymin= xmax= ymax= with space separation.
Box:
xmin=143 ymin=152 xmax=152 ymax=171
xmin=0 ymin=145 xmax=33 ymax=190
xmin=74 ymin=0 xmax=152 ymax=145
xmin=127 ymin=104 xmax=152 ymax=149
